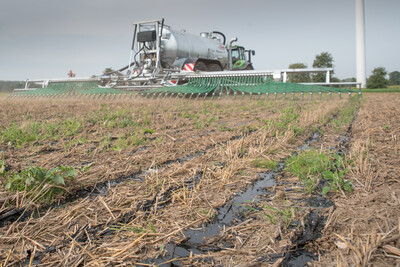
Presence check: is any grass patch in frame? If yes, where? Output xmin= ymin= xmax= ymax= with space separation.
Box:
xmin=361 ymin=88 xmax=400 ymax=93
xmin=0 ymin=119 xmax=83 ymax=148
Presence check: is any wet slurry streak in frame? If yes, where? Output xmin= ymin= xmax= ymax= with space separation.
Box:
xmin=336 ymin=107 xmax=359 ymax=155
xmin=182 ymin=171 xmax=277 ymax=244
xmin=139 ymin=170 xmax=278 ymax=267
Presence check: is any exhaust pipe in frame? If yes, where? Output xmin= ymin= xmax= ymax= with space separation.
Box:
xmin=227 ymin=38 xmax=238 ymax=71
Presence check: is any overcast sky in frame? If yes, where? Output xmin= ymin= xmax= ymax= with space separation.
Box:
xmin=0 ymin=0 xmax=399 ymax=81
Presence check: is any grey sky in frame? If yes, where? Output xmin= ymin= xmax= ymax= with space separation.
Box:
xmin=0 ymin=0 xmax=399 ymax=80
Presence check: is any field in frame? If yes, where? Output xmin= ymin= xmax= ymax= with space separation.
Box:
xmin=0 ymin=93 xmax=399 ymax=266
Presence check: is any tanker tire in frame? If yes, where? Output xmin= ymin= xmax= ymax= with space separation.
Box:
xmin=194 ymin=61 xmax=207 ymax=72
xmin=207 ymin=63 xmax=222 ymax=72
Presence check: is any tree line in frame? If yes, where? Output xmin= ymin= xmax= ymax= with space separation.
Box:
xmin=0 ymin=81 xmax=25 ymax=92
xmin=287 ymin=52 xmax=399 ymax=89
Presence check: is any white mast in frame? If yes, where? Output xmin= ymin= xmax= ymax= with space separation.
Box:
xmin=355 ymin=0 xmax=366 ymax=88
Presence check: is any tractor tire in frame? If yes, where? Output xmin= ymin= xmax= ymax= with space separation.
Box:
xmin=245 ymin=64 xmax=254 ymax=70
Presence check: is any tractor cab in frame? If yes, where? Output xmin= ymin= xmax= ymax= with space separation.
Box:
xmin=230 ymin=45 xmax=255 ymax=70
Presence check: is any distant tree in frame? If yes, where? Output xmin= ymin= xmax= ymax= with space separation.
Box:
xmin=312 ymin=52 xmax=334 ymax=82
xmin=389 ymin=71 xmax=400 ymax=85
xmin=287 ymin=63 xmax=311 ymax=83
xmin=367 ymin=67 xmax=389 ymax=89
xmin=342 ymin=77 xmax=357 ymax=83
xmin=0 ymin=81 xmax=24 ymax=92
xmin=103 ymin=68 xmax=114 ymax=75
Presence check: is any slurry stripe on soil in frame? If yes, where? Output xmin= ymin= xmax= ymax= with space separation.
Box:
xmin=138 ymin=171 xmax=276 ymax=266
xmin=183 ymin=171 xmax=276 ymax=244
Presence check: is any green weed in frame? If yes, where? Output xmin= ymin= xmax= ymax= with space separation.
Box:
xmin=247 ymin=202 xmax=295 ymax=228
xmin=4 ymin=166 xmax=78 ymax=203
xmin=322 ymin=169 xmax=352 ymax=195
xmin=179 ymin=111 xmax=197 ymax=120
xmin=0 ymin=118 xmax=84 ymax=148
xmin=286 ymin=149 xmax=352 ymax=195
xmin=142 ymin=128 xmax=155 ymax=134
xmin=0 ymin=160 xmax=5 ymax=175
xmin=332 ymin=97 xmax=358 ymax=132
xmin=286 ymin=149 xmax=332 ymax=194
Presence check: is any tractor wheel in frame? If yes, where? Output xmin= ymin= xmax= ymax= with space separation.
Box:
xmin=194 ymin=61 xmax=207 ymax=71
xmin=245 ymin=64 xmax=254 ymax=70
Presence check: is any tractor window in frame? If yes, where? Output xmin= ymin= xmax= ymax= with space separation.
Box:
xmin=232 ymin=48 xmax=247 ymax=61
xmin=231 ymin=50 xmax=239 ymax=60
xmin=239 ymin=49 xmax=247 ymax=61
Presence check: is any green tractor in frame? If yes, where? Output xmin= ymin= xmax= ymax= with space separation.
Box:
xmin=230 ymin=45 xmax=255 ymax=70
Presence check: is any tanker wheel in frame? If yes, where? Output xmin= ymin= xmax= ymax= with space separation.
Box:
xmin=194 ymin=61 xmax=207 ymax=72
xmin=207 ymin=63 xmax=222 ymax=72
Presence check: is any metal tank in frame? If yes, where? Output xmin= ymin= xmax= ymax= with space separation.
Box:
xmin=159 ymin=27 xmax=229 ymax=69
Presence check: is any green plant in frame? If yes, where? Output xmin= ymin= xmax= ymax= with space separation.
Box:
xmin=4 ymin=166 xmax=78 ymax=203
xmin=0 ymin=160 xmax=5 ymax=176
xmin=286 ymin=149 xmax=332 ymax=194
xmin=247 ymin=202 xmax=295 ymax=228
xmin=286 ymin=149 xmax=352 ymax=195
xmin=322 ymin=169 xmax=352 ymax=195
xmin=253 ymin=158 xmax=278 ymax=170
xmin=109 ymin=223 xmax=146 ymax=233
xmin=268 ymin=203 xmax=295 ymax=228
xmin=195 ymin=121 xmax=204 ymax=129
xmin=142 ymin=128 xmax=155 ymax=134
xmin=64 ymin=137 xmax=88 ymax=150
xmin=331 ymin=97 xmax=358 ymax=132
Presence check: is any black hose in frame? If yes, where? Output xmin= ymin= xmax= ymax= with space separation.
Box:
xmin=211 ymin=31 xmax=226 ymax=45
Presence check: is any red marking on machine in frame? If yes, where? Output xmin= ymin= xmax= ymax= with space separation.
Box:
xmin=183 ymin=63 xmax=195 ymax=72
